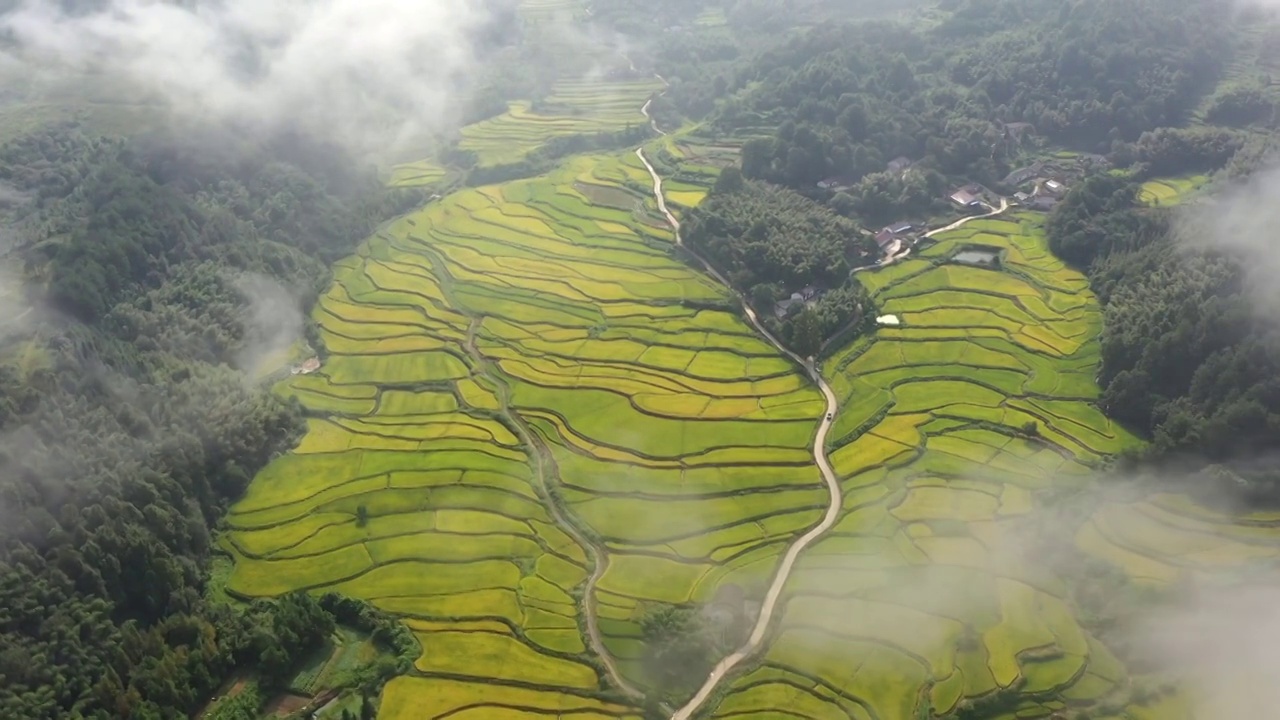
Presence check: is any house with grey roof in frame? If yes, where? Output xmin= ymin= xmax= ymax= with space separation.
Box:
xmin=949 ymin=185 xmax=985 ymax=209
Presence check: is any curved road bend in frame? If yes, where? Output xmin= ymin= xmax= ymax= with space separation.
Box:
xmin=633 ymin=143 xmax=844 ymax=720
xmin=865 ymin=197 xmax=1012 ymax=270
xmin=925 ymin=197 xmax=1010 ymax=238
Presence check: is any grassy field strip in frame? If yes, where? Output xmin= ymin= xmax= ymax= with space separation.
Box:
xmin=710 ymin=212 xmax=1150 ymax=720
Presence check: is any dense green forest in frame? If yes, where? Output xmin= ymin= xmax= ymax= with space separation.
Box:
xmin=657 ymin=0 xmax=1237 ymax=213
xmin=1044 ymin=158 xmax=1280 ymax=499
xmin=0 ymin=127 xmax=422 ymax=719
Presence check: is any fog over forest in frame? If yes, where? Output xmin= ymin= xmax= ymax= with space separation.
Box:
xmin=0 ymin=0 xmax=500 ymax=154
xmin=3 ymin=1 xmax=1280 ymax=719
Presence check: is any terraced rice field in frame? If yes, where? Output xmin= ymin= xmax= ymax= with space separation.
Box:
xmin=694 ymin=7 xmax=729 ymax=27
xmin=460 ymin=76 xmax=664 ymax=166
xmin=220 ymin=7 xmax=1279 ymax=706
xmin=657 ymin=137 xmax=741 ymax=211
xmin=519 ymin=0 xmax=584 ymax=23
xmin=709 ymin=213 xmax=1148 ymax=720
xmin=223 ymin=149 xmax=825 ymax=718
xmin=387 ymin=160 xmax=448 ymax=188
xmin=227 ymin=126 xmax=1280 ymax=718
xmin=1139 ymin=175 xmax=1209 ymax=207
xmin=1078 ymin=492 xmax=1280 ymax=586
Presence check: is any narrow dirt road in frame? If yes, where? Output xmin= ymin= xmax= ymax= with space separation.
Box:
xmin=633 ymin=140 xmax=844 ymax=720
xmin=856 ymin=197 xmax=1012 ymax=273
xmin=925 ymin=197 xmax=1010 ymax=238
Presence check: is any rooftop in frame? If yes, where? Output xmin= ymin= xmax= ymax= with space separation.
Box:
xmin=887 ymin=156 xmax=913 ymax=171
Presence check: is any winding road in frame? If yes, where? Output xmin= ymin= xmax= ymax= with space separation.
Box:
xmin=925 ymin=197 xmax=1010 ymax=238
xmin=633 ymin=86 xmax=1014 ymax=717
xmin=633 ymin=101 xmax=844 ymax=717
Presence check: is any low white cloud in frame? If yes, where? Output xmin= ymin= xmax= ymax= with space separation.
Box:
xmin=0 ymin=0 xmax=497 ymax=156
xmin=1137 ymin=584 xmax=1280 ymax=719
xmin=231 ymin=271 xmax=303 ymax=377
xmin=1175 ymin=163 xmax=1280 ymax=319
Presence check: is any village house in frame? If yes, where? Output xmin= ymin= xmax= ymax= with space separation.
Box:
xmin=1077 ymin=153 xmax=1111 ymax=171
xmin=1030 ymin=195 xmax=1059 ymax=211
xmin=874 ymin=228 xmax=896 ymax=250
xmin=886 ymin=156 xmax=913 ymax=174
xmin=1043 ymin=179 xmax=1066 ymax=196
xmin=774 ymin=287 xmax=823 ymax=319
xmin=1002 ymin=161 xmax=1045 ymax=188
xmin=999 ymin=121 xmax=1036 ymax=143
xmin=1013 ymin=191 xmax=1031 ymax=205
xmin=817 ymin=176 xmax=856 ymax=192
xmin=874 ymin=222 xmax=915 ymax=254
xmin=949 ymin=185 xmax=985 ymax=210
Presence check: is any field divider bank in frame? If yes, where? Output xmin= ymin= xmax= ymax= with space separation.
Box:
xmin=636 ymin=89 xmax=845 ymax=720
xmin=407 ymin=238 xmax=647 ymax=703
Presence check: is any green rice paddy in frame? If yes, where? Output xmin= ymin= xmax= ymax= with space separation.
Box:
xmin=460 ymin=77 xmax=663 ymax=166
xmin=1077 ymin=493 xmax=1280 ymax=586
xmin=220 ymin=2 xmax=1280 ymax=717
xmin=387 ymin=160 xmax=448 ymax=188
xmin=224 ymin=145 xmax=825 ymax=718
xmin=709 ymin=213 xmax=1152 ymax=719
xmin=1138 ymin=174 xmax=1209 ymax=206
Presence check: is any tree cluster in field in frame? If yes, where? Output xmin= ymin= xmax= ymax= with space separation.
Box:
xmin=682 ymin=171 xmax=878 ymax=354
xmin=636 ymin=602 xmax=745 ymax=710
xmin=1116 ymin=126 xmax=1245 ymax=179
xmin=1045 ymin=169 xmax=1280 ymax=500
xmin=0 ymin=125 xmax=418 ymax=719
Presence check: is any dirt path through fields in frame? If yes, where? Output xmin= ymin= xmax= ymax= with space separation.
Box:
xmin=635 ymin=95 xmax=844 ymax=720
xmin=460 ymin=317 xmax=644 ymax=701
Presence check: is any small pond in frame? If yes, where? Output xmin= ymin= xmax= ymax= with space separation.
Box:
xmin=952 ymin=248 xmax=1000 ymax=266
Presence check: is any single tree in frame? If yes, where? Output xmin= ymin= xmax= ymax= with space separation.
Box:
xmin=790 ymin=309 xmax=823 ymax=357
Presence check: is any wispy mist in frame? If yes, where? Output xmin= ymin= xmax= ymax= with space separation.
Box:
xmin=0 ymin=0 xmax=498 ymax=156
xmin=1137 ymin=584 xmax=1280 ymax=719
xmin=1175 ymin=163 xmax=1280 ymax=319
xmin=230 ymin=271 xmax=304 ymax=378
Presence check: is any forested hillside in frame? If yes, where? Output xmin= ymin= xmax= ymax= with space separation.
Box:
xmin=1046 ymin=169 xmax=1280 ymax=498
xmin=0 ymin=127 xmax=423 ymax=719
xmin=699 ymin=0 xmax=1233 ymax=193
